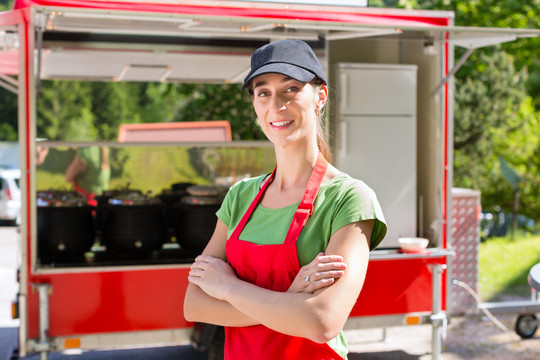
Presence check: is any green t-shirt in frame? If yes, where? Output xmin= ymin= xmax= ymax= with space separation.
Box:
xmin=216 ymin=172 xmax=386 ymax=358
xmin=76 ymin=147 xmax=110 ymax=195
xmin=217 ymin=172 xmax=387 ymax=265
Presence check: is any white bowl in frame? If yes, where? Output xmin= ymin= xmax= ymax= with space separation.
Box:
xmin=398 ymin=237 xmax=429 ymax=252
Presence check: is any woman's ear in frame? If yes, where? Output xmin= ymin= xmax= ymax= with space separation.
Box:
xmin=317 ymin=84 xmax=328 ymax=108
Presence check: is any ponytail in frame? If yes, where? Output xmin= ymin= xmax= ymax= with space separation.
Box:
xmin=312 ymin=77 xmax=332 ymax=164
xmin=316 ymin=111 xmax=332 ymax=164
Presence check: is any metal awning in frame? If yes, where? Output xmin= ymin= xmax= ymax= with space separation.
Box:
xmin=0 ymin=2 xmax=538 ymax=88
xmin=34 ymin=7 xmax=539 ymax=43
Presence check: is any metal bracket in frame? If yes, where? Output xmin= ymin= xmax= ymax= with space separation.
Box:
xmin=34 ymin=13 xmax=49 ymax=95
xmin=430 ymin=48 xmax=474 ymax=97
xmin=0 ymin=72 xmax=18 ymax=94
xmin=431 ymin=33 xmax=518 ymax=97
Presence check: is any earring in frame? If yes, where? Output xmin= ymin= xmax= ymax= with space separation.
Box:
xmin=315 ymin=107 xmax=320 ymax=117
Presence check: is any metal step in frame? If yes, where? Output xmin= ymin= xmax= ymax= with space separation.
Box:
xmin=478 ymin=300 xmax=540 ymax=314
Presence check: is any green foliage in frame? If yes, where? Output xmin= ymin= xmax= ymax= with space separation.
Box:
xmin=414 ymin=0 xmax=540 ymax=109
xmin=0 ymin=88 xmax=17 ymax=140
xmin=0 ymin=121 xmax=17 ymax=140
xmin=34 ymin=80 xmax=263 ymax=142
xmin=37 ymin=80 xmax=95 ymax=140
xmin=375 ymin=0 xmax=540 ymax=108
xmin=0 ymin=0 xmax=14 ymax=11
xmin=453 ymin=50 xmax=540 ymax=218
xmin=89 ymin=82 xmax=143 ymax=140
xmin=138 ymin=83 xmax=185 ymax=124
xmin=398 ymin=0 xmax=540 ymax=220
xmin=171 ymin=83 xmax=263 ymax=140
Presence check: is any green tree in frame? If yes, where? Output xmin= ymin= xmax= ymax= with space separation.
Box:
xmin=0 ymin=0 xmax=13 ymax=11
xmin=135 ymin=82 xmax=263 ymax=140
xmin=0 ymin=1 xmax=17 ymax=141
xmin=405 ymin=0 xmax=540 ymax=109
xmin=37 ymin=80 xmax=96 ymax=141
xmin=0 ymin=88 xmax=17 ymax=140
xmin=89 ymin=82 xmax=142 ymax=140
xmin=453 ymin=50 xmax=539 ymax=217
xmin=172 ymin=83 xmax=263 ymax=140
xmin=139 ymin=82 xmax=186 ymax=124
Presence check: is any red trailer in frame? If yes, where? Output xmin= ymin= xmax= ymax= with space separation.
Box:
xmin=1 ymin=1 xmax=538 ymax=359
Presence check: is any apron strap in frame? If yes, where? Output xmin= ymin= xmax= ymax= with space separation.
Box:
xmin=230 ymin=167 xmax=276 ymax=240
xmin=284 ymin=153 xmax=328 ymax=245
xmin=230 ymin=153 xmax=328 ymax=245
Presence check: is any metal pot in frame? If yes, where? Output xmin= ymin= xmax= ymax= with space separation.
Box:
xmin=173 ymin=186 xmax=223 ymax=253
xmin=94 ymin=188 xmax=143 ymax=237
xmin=102 ymin=192 xmax=167 ymax=254
xmin=37 ymin=189 xmax=87 ymax=207
xmin=157 ymin=183 xmax=193 ymax=233
xmin=37 ymin=190 xmax=95 ymax=262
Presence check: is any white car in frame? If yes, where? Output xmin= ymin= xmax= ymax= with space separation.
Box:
xmin=0 ymin=168 xmax=21 ymax=225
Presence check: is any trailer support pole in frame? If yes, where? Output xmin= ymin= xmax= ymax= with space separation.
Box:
xmin=32 ymin=283 xmax=52 ymax=360
xmin=430 ymin=264 xmax=447 ymax=360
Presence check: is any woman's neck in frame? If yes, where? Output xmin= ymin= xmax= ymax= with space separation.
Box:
xmin=272 ymin=144 xmax=319 ymax=192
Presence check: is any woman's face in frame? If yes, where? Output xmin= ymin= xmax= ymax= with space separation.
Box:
xmin=251 ymin=73 xmax=326 ymax=149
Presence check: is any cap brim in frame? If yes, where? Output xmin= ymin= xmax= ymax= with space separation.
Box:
xmin=242 ymin=63 xmax=315 ymax=90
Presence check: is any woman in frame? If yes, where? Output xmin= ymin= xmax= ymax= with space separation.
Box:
xmin=184 ymin=39 xmax=387 ymax=359
xmin=65 ymin=146 xmax=110 ymax=206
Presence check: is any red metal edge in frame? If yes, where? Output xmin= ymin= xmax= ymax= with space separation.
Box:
xmin=442 ymin=32 xmax=449 ymax=249
xmin=118 ymin=120 xmax=233 ymax=142
xmin=22 ymin=7 xmax=32 ymax=282
xmin=13 ymin=0 xmax=450 ymax=26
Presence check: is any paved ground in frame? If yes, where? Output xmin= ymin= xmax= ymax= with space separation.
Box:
xmin=2 ymin=318 xmax=538 ymax=360
xmin=1 ymin=225 xmax=539 ymax=359
xmin=346 ymin=315 xmax=540 ymax=359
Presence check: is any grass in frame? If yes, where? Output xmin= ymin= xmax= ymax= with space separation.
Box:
xmin=479 ymin=234 xmax=540 ymax=302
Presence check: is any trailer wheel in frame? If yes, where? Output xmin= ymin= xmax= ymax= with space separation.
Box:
xmin=515 ymin=314 xmax=538 ymax=339
xmin=208 ymin=326 xmax=225 ymax=360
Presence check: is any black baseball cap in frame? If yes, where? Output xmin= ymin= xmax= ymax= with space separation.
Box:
xmin=242 ymin=39 xmax=327 ymax=90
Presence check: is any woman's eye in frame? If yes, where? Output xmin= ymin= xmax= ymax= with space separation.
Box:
xmin=285 ymin=86 xmax=299 ymax=93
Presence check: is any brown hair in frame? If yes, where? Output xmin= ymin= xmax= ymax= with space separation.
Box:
xmin=311 ymin=77 xmax=333 ymax=164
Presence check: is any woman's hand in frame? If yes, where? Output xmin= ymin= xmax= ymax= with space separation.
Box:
xmin=188 ymin=254 xmax=238 ymax=301
xmin=288 ymin=252 xmax=347 ymax=294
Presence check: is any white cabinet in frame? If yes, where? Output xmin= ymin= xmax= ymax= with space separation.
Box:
xmin=337 ymin=64 xmax=416 ymax=116
xmin=333 ymin=63 xmax=417 ymax=248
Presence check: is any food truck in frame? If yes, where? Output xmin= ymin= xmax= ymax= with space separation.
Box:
xmin=1 ymin=1 xmax=538 ymax=359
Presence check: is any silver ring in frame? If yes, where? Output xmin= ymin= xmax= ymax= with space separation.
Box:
xmin=304 ymin=275 xmax=311 ymax=285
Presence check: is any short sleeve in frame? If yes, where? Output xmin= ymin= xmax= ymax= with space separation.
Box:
xmin=330 ymin=179 xmax=387 ymax=251
xmin=215 ymin=175 xmax=266 ymax=232
xmin=216 ymin=184 xmax=235 ymax=227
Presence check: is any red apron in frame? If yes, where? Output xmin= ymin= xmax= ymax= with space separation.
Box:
xmin=225 ymin=153 xmax=344 ymax=360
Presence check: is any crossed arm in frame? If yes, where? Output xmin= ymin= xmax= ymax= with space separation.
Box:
xmin=183 ymin=218 xmax=373 ymax=343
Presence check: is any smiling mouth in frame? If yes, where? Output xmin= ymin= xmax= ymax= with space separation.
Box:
xmin=271 ymin=120 xmax=293 ymax=127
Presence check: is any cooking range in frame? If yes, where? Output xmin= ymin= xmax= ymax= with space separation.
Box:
xmin=36 ymin=183 xmax=225 ymax=267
